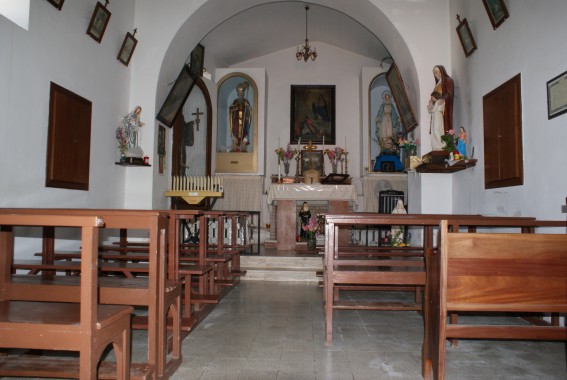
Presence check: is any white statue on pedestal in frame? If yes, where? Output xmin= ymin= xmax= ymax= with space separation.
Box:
xmin=390 ymin=199 xmax=407 ymax=246
xmin=118 ymin=106 xmax=145 ymax=158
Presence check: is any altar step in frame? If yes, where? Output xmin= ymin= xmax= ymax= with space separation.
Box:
xmin=240 ymin=254 xmax=322 ymax=283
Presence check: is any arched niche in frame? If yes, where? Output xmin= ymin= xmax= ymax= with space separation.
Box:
xmin=170 ymin=77 xmax=213 ymax=209
xmin=215 ymin=72 xmax=258 ymax=173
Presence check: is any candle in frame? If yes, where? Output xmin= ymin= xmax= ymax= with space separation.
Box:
xmin=322 ymin=136 xmax=325 ymax=151
xmin=344 ymin=136 xmax=347 ymax=151
xmin=297 ymin=137 xmax=301 ymax=150
xmin=278 ymin=137 xmax=281 ymax=148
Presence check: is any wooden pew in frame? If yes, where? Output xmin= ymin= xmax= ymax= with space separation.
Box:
xmin=322 ymin=213 xmax=555 ymax=345
xmin=0 ymin=208 xmax=182 ymax=380
xmin=165 ymin=210 xmax=216 ymax=331
xmin=423 ymin=220 xmax=567 ymax=380
xmin=0 ymin=214 xmax=133 ymax=380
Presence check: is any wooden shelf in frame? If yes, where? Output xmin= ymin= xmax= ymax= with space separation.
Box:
xmin=115 ymin=162 xmax=151 ymax=167
xmin=415 ymin=159 xmax=477 ymax=173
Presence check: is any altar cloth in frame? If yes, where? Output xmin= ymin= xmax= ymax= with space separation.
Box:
xmin=267 ymin=184 xmax=357 ymax=204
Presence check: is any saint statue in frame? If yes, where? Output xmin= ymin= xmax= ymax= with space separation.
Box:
xmin=375 ymin=91 xmax=401 ymax=153
xmin=390 ymin=199 xmax=407 ymax=246
xmin=428 ymin=65 xmax=454 ymax=151
xmin=229 ymin=81 xmax=252 ymax=152
xmin=298 ymin=202 xmax=311 ymax=240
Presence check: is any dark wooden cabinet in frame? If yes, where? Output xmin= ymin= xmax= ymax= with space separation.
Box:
xmin=483 ymin=73 xmax=523 ymax=189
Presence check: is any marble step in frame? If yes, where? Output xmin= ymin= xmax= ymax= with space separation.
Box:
xmin=240 ymin=255 xmax=322 ymax=283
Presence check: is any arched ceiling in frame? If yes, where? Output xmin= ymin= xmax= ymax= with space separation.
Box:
xmin=200 ymin=2 xmax=391 ymax=66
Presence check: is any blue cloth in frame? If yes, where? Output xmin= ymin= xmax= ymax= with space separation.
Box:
xmin=374 ymin=154 xmax=404 ymax=172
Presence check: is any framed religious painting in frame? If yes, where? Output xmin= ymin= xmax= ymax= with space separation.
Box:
xmin=385 ymin=64 xmax=418 ymax=133
xmin=456 ymin=15 xmax=477 ymax=57
xmin=86 ymin=1 xmax=111 ymax=43
xmin=156 ymin=64 xmax=196 ymax=127
xmin=189 ymin=43 xmax=205 ymax=78
xmin=290 ymin=85 xmax=335 ymax=145
xmin=482 ymin=0 xmax=509 ymax=30
xmin=46 ymin=0 xmax=64 ymax=10
xmin=117 ymin=30 xmax=138 ymax=66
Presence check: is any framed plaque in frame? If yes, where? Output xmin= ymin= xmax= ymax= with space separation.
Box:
xmin=546 ymin=70 xmax=567 ymax=120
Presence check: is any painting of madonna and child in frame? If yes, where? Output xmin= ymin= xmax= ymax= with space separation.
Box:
xmin=290 ymin=85 xmax=336 ymax=145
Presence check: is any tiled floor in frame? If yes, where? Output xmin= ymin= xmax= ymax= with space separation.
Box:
xmin=166 ymin=281 xmax=566 ymax=380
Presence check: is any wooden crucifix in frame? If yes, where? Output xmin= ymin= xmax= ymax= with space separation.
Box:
xmin=192 ymin=107 xmax=204 ymax=131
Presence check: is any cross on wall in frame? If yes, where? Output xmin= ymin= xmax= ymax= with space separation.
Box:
xmin=192 ymin=107 xmax=204 ymax=131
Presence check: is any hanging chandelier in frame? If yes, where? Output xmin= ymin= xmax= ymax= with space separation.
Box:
xmin=296 ymin=4 xmax=317 ymax=62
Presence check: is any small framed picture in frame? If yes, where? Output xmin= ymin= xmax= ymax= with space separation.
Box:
xmin=159 ymin=155 xmax=165 ymax=175
xmin=86 ymin=1 xmax=111 ymax=43
xmin=546 ymin=70 xmax=567 ymax=120
xmin=482 ymin=0 xmax=509 ymax=30
xmin=300 ymin=150 xmax=324 ymax=176
xmin=117 ymin=31 xmax=138 ymax=66
xmin=158 ymin=125 xmax=166 ymax=156
xmin=456 ymin=16 xmax=477 ymax=57
xmin=46 ymin=0 xmax=65 ymax=10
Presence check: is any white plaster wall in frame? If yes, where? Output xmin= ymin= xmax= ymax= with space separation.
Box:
xmin=449 ymin=0 xmax=567 ymax=219
xmin=130 ymin=0 xmax=449 ymax=210
xmin=0 ymin=0 xmax=134 ymax=208
xmin=0 ymin=0 xmax=30 ymax=30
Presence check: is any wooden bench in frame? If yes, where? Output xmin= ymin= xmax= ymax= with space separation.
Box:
xmin=0 ymin=208 xmax=182 ymax=380
xmin=423 ymin=220 xmax=567 ymax=380
xmin=0 ymin=214 xmax=133 ymax=380
xmin=322 ymin=213 xmax=560 ymax=345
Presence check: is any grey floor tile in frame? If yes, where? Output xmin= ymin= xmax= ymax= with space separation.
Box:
xmin=168 ymin=281 xmax=566 ymax=380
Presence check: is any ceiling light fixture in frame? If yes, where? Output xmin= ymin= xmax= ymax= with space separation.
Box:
xmin=296 ymin=4 xmax=317 ymax=62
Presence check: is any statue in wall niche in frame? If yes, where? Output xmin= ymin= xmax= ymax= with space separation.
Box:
xmin=117 ymin=106 xmax=145 ymax=158
xmin=375 ymin=91 xmax=401 ymax=153
xmin=229 ymin=81 xmax=252 ymax=152
xmin=428 ymin=65 xmax=454 ymax=151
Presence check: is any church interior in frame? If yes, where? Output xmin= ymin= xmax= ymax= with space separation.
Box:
xmin=1 ymin=1 xmax=566 ymax=379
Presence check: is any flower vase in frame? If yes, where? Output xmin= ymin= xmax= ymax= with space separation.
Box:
xmin=331 ymin=162 xmax=338 ymax=174
xmin=284 ymin=161 xmax=290 ymax=176
xmin=307 ymin=236 xmax=317 ymax=250
xmin=119 ymin=151 xmax=126 ymax=163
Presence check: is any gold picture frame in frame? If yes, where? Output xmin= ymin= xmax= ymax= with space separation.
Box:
xmin=300 ymin=150 xmax=323 ymax=176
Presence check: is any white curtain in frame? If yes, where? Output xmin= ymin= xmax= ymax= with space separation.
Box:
xmin=212 ymin=175 xmax=263 ymax=212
